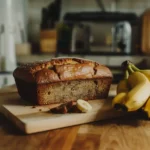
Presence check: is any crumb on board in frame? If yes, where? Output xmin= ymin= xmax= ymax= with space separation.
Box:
xmin=32 ymin=106 xmax=36 ymax=108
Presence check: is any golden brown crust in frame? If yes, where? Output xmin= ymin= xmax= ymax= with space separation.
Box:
xmin=51 ymin=58 xmax=78 ymax=65
xmin=94 ymin=65 xmax=112 ymax=78
xmin=35 ymin=69 xmax=60 ymax=84
xmin=13 ymin=57 xmax=113 ymax=83
xmin=55 ymin=63 xmax=94 ymax=81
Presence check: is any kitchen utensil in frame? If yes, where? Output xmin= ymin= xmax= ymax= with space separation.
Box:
xmin=112 ymin=21 xmax=132 ymax=54
xmin=40 ymin=29 xmax=57 ymax=53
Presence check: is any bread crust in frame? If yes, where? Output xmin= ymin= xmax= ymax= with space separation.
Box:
xmin=13 ymin=57 xmax=113 ymax=84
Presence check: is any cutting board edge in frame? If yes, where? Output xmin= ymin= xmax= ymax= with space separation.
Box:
xmin=1 ymin=104 xmax=126 ymax=134
xmin=1 ymin=105 xmax=27 ymax=134
xmin=23 ymin=113 xmax=125 ymax=134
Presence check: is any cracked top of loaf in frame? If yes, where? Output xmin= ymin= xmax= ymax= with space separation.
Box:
xmin=13 ymin=57 xmax=113 ymax=83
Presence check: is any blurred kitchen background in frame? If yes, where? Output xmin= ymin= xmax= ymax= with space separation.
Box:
xmin=1 ymin=0 xmax=150 ymax=87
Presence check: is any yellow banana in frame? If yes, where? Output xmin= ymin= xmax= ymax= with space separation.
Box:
xmin=76 ymin=99 xmax=92 ymax=113
xmin=123 ymin=71 xmax=150 ymax=111
xmin=139 ymin=70 xmax=150 ymax=81
xmin=112 ymin=92 xmax=127 ymax=110
xmin=112 ymin=61 xmax=150 ymax=112
xmin=127 ymin=61 xmax=150 ymax=81
xmin=127 ymin=65 xmax=149 ymax=87
xmin=133 ymin=69 xmax=150 ymax=81
xmin=113 ymin=68 xmax=130 ymax=110
xmin=142 ymin=97 xmax=150 ymax=118
xmin=117 ymin=70 xmax=129 ymax=94
xmin=113 ymin=70 xmax=129 ymax=110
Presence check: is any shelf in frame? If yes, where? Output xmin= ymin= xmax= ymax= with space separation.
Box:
xmin=56 ymin=51 xmax=145 ymax=56
xmin=16 ymin=53 xmax=150 ymax=68
xmin=64 ymin=11 xmax=138 ymax=23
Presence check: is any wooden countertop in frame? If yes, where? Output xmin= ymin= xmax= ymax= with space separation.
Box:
xmin=0 ymin=85 xmax=150 ymax=150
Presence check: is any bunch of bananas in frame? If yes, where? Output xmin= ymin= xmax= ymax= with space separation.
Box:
xmin=112 ymin=60 xmax=150 ymax=118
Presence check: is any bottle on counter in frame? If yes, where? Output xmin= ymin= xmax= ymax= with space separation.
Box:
xmin=39 ymin=0 xmax=61 ymax=54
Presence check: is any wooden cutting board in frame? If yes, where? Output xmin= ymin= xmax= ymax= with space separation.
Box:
xmin=0 ymin=86 xmax=127 ymax=134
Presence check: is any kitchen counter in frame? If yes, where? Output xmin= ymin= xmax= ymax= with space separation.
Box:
xmin=0 ymin=85 xmax=150 ymax=150
xmin=17 ymin=54 xmax=150 ymax=67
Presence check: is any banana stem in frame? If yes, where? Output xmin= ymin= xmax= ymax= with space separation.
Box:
xmin=125 ymin=61 xmax=140 ymax=72
xmin=122 ymin=61 xmax=141 ymax=72
xmin=131 ymin=64 xmax=140 ymax=72
xmin=127 ymin=65 xmax=135 ymax=74
xmin=124 ymin=70 xmax=129 ymax=79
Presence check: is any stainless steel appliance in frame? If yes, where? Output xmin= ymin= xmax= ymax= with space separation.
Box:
xmin=70 ymin=24 xmax=91 ymax=53
xmin=112 ymin=21 xmax=132 ymax=54
xmin=62 ymin=11 xmax=139 ymax=54
xmin=56 ymin=23 xmax=91 ymax=55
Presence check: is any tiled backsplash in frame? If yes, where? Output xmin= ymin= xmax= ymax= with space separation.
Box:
xmin=28 ymin=0 xmax=150 ymax=42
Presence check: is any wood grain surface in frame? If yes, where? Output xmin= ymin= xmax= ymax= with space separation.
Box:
xmin=1 ymin=97 xmax=127 ymax=134
xmin=0 ymin=113 xmax=150 ymax=150
xmin=0 ymin=85 xmax=150 ymax=150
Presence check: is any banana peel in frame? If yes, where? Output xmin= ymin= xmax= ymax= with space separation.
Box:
xmin=113 ymin=61 xmax=150 ymax=113
xmin=142 ymin=97 xmax=150 ymax=118
xmin=113 ymin=70 xmax=129 ymax=110
xmin=117 ymin=70 xmax=129 ymax=94
xmin=126 ymin=61 xmax=150 ymax=82
xmin=112 ymin=92 xmax=127 ymax=111
xmin=124 ymin=82 xmax=150 ymax=111
xmin=124 ymin=69 xmax=150 ymax=111
xmin=117 ymin=79 xmax=129 ymax=94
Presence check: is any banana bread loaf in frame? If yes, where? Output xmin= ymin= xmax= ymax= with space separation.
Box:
xmin=13 ymin=57 xmax=113 ymax=105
